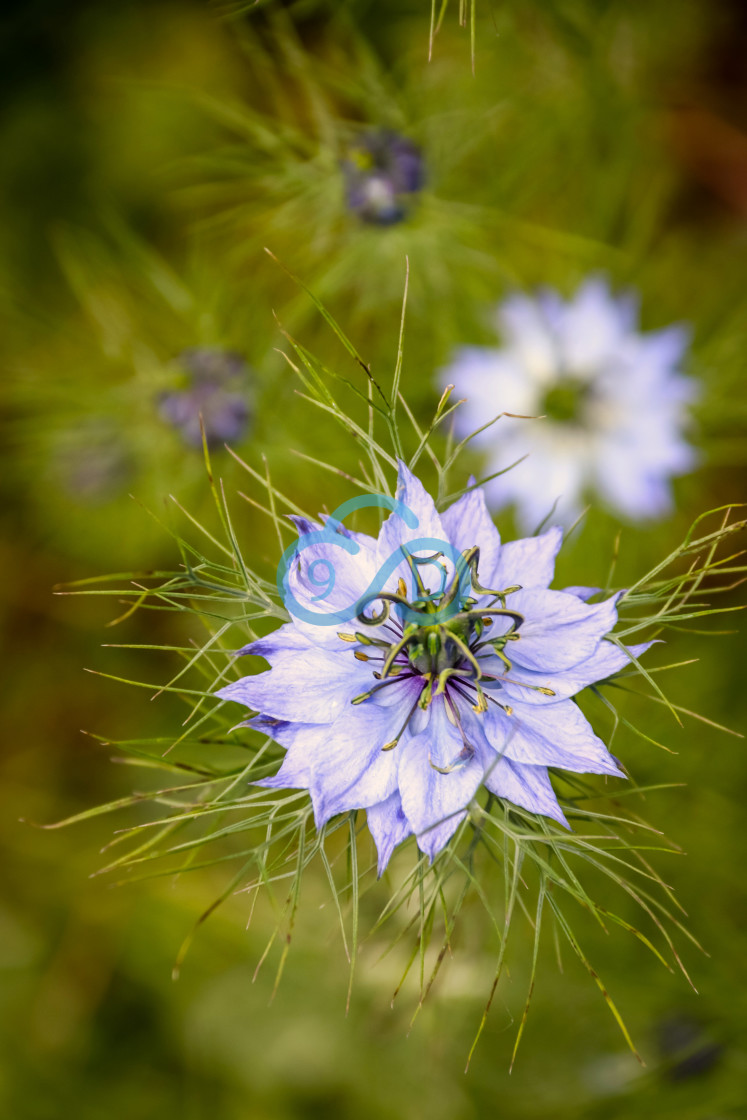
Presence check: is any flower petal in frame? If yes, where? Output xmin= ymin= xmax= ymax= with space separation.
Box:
xmin=251 ymin=692 xmax=414 ymax=826
xmin=482 ymin=756 xmax=568 ymax=827
xmin=377 ymin=462 xmax=452 ymax=601
xmin=282 ymin=519 xmax=380 ymax=645
xmin=484 ymin=699 xmax=624 ymax=776
xmin=249 ymin=718 xmax=326 ymax=791
xmin=397 ymin=701 xmax=484 ymax=860
xmin=553 ymin=277 xmax=632 ymax=375
xmin=483 ymin=640 xmax=654 ymax=706
xmin=504 ymin=588 xmax=620 ymax=672
xmin=491 ymin=526 xmax=563 ymax=591
xmin=440 ymin=485 xmax=501 ymax=583
xmin=366 ymin=792 xmax=412 ymax=875
xmin=217 ymin=647 xmax=367 ymax=723
xmin=308 ymin=696 xmax=410 ymax=826
xmin=240 ymin=623 xmax=315 ymax=661
xmin=497 ymin=294 xmax=558 ymax=382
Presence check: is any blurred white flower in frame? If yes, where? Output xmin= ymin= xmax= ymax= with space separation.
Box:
xmin=442 ymin=278 xmax=698 ymax=530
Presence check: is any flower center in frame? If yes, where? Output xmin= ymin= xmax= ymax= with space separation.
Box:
xmin=337 ymin=547 xmax=558 ymax=769
xmin=540 ymin=377 xmax=589 ymax=424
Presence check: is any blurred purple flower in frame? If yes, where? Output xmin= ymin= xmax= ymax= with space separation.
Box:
xmin=343 ymin=131 xmax=424 ymax=225
xmin=218 ymin=463 xmax=649 ymax=872
xmin=441 ymin=278 xmax=698 ymax=530
xmin=158 ymin=348 xmax=251 ymax=450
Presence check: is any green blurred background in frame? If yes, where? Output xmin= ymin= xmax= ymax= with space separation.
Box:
xmin=2 ymin=1 xmax=746 ymax=1117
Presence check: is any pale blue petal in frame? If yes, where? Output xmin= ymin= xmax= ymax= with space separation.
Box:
xmin=398 ymin=703 xmax=484 ymax=860
xmin=483 ymin=640 xmax=655 ymax=706
xmin=377 ymin=462 xmax=451 ymax=599
xmin=440 ymin=485 xmax=501 ymax=584
xmin=491 ymin=527 xmax=563 ymax=591
xmin=366 ymin=792 xmax=412 ymax=875
xmin=482 ymin=756 xmax=568 ymax=827
xmin=639 ymin=323 xmax=691 ymax=373
xmin=217 ymin=647 xmax=367 ymax=723
xmin=254 ymin=751 xmax=313 ymax=792
xmin=240 ymin=623 xmax=315 ymax=661
xmin=250 ymin=691 xmax=413 ymax=825
xmin=497 ymin=294 xmax=557 ymax=379
xmin=554 ymin=276 xmax=631 ymax=374
xmin=484 ymin=699 xmax=624 ymax=776
xmin=505 ymin=588 xmax=621 ymax=672
xmin=440 ymin=348 xmax=534 ymax=447
xmin=250 ymin=719 xmax=327 ymax=791
xmin=319 ymin=513 xmax=378 ymax=554
xmin=594 ymin=451 xmax=674 ymax=521
xmin=308 ymin=694 xmax=413 ymax=826
xmin=283 ymin=519 xmax=379 ymax=645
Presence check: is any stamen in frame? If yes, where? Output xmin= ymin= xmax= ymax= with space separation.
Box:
xmin=381 ymin=691 xmax=427 ymax=751
xmin=471 ymin=681 xmax=489 ymax=714
xmin=428 ymin=749 xmax=472 ymax=775
xmin=351 ymin=675 xmax=413 ymax=706
xmin=354 ymin=631 xmax=392 ymax=648
xmin=473 ymin=662 xmax=556 ymax=696
xmin=372 ymin=664 xmax=406 ymax=679
xmin=451 ymin=679 xmax=513 ymax=717
xmin=434 ymin=666 xmax=473 ymax=696
xmin=418 ymin=674 xmax=434 ymax=710
xmin=429 ymin=694 xmax=475 ymax=772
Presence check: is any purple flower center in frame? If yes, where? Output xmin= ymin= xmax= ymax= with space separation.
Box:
xmin=339 ymin=548 xmax=552 ymax=771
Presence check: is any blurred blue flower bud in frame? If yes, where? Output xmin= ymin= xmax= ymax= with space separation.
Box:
xmin=343 ymin=131 xmax=424 ymax=225
xmin=158 ymin=348 xmax=252 ymax=451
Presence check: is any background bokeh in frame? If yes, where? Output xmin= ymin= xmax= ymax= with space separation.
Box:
xmin=2 ymin=1 xmax=746 ymax=1117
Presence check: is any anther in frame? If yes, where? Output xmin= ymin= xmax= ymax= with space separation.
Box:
xmin=354 ymin=650 xmax=369 ymax=661
xmin=337 ymin=632 xmax=356 ymax=643
xmin=418 ymin=678 xmax=434 ymax=709
xmin=472 ymin=681 xmax=489 ymax=714
xmin=380 ymin=694 xmax=424 ymax=752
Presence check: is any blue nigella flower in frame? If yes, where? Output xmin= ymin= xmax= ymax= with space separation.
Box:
xmin=158 ymin=348 xmax=251 ymax=450
xmin=441 ymin=278 xmax=697 ymax=530
xmin=217 ymin=463 xmax=650 ymax=872
xmin=343 ymin=131 xmax=424 ymax=225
